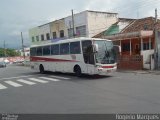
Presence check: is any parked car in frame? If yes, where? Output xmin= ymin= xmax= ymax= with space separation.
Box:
xmin=0 ymin=61 xmax=6 ymax=68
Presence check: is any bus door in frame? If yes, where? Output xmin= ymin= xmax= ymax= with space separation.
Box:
xmin=82 ymin=41 xmax=95 ymax=74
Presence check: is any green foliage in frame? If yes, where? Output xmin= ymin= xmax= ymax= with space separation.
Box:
xmin=0 ymin=48 xmax=21 ymax=57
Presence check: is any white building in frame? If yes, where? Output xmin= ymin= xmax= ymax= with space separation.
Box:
xmin=18 ymin=47 xmax=30 ymax=57
xmin=29 ymin=10 xmax=118 ymax=45
xmin=29 ymin=23 xmax=52 ymax=45
xmin=65 ymin=10 xmax=118 ymax=38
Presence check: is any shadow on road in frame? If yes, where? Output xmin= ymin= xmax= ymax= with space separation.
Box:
xmin=43 ymin=71 xmax=112 ymax=80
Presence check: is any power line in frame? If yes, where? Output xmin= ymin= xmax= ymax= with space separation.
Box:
xmin=107 ymin=0 xmax=160 ymax=17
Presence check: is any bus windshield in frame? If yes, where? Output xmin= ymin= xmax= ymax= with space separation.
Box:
xmin=95 ymin=40 xmax=116 ymax=64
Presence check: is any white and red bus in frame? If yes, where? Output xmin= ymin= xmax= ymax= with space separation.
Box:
xmin=30 ymin=37 xmax=118 ymax=76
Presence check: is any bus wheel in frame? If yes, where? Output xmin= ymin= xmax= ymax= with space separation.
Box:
xmin=39 ymin=64 xmax=45 ymax=74
xmin=74 ymin=66 xmax=82 ymax=77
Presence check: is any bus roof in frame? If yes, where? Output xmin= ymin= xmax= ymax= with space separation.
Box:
xmin=30 ymin=37 xmax=112 ymax=48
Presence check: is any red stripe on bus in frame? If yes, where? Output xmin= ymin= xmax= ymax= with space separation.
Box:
xmin=30 ymin=57 xmax=78 ymax=62
xmin=102 ymin=66 xmax=114 ymax=68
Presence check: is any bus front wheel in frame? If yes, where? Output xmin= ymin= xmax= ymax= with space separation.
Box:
xmin=39 ymin=64 xmax=45 ymax=74
xmin=74 ymin=65 xmax=82 ymax=77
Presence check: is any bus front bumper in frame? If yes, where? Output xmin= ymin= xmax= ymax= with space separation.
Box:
xmin=96 ymin=67 xmax=117 ymax=76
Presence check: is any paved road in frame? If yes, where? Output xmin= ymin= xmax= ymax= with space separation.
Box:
xmin=0 ymin=65 xmax=160 ymax=113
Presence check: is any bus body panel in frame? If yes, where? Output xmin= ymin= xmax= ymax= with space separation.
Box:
xmin=30 ymin=37 xmax=117 ymax=76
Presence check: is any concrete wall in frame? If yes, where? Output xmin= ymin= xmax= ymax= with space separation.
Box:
xmin=65 ymin=11 xmax=88 ymax=37
xmin=118 ymin=21 xmax=131 ymax=32
xmin=87 ymin=11 xmax=118 ymax=37
xmin=29 ymin=23 xmax=51 ymax=45
xmin=29 ymin=27 xmax=39 ymax=45
xmin=38 ymin=23 xmax=51 ymax=40
xmin=141 ymin=49 xmax=154 ymax=69
xmin=50 ymin=19 xmax=67 ymax=38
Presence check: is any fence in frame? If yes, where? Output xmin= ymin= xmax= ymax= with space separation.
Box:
xmin=117 ymin=55 xmax=143 ymax=70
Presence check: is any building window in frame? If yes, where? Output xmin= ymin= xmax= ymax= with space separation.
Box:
xmin=32 ymin=37 xmax=35 ymax=42
xmin=41 ymin=35 xmax=44 ymax=41
xmin=70 ymin=42 xmax=81 ymax=54
xmin=51 ymin=44 xmax=59 ymax=55
xmin=76 ymin=25 xmax=86 ymax=37
xmin=60 ymin=43 xmax=69 ymax=55
xmin=46 ymin=33 xmax=50 ymax=40
xmin=53 ymin=32 xmax=57 ymax=39
xmin=122 ymin=43 xmax=130 ymax=52
xmin=60 ymin=30 xmax=64 ymax=38
xmin=36 ymin=36 xmax=39 ymax=41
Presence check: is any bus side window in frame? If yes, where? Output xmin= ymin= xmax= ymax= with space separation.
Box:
xmin=43 ymin=46 xmax=51 ymax=56
xmin=30 ymin=48 xmax=36 ymax=56
xmin=37 ymin=47 xmax=42 ymax=56
xmin=51 ymin=44 xmax=59 ymax=55
xmin=82 ymin=40 xmax=94 ymax=64
xmin=70 ymin=41 xmax=81 ymax=54
xmin=60 ymin=43 xmax=69 ymax=55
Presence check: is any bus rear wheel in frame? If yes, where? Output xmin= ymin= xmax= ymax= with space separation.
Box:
xmin=39 ymin=65 xmax=45 ymax=74
xmin=74 ymin=66 xmax=82 ymax=77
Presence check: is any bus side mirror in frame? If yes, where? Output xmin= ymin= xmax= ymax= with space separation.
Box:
xmin=93 ymin=44 xmax=98 ymax=53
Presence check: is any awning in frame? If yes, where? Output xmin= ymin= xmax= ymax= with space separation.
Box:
xmin=103 ymin=30 xmax=153 ymax=40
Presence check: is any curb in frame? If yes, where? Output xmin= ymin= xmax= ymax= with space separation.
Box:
xmin=117 ymin=70 xmax=160 ymax=75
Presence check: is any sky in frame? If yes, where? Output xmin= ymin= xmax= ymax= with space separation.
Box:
xmin=0 ymin=0 xmax=160 ymax=49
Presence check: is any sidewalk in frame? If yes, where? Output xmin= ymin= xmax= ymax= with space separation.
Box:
xmin=117 ymin=69 xmax=160 ymax=75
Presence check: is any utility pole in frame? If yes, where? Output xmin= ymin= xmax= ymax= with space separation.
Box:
xmin=154 ymin=8 xmax=158 ymax=69
xmin=21 ymin=32 xmax=25 ymax=60
xmin=3 ymin=40 xmax=6 ymax=57
xmin=71 ymin=9 xmax=75 ymax=37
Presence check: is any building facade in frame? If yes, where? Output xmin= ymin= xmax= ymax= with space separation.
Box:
xmin=29 ymin=10 xmax=118 ymax=45
xmin=50 ymin=18 xmax=67 ymax=40
xmin=94 ymin=18 xmax=135 ymax=37
xmin=29 ymin=23 xmax=53 ymax=45
xmin=95 ymin=17 xmax=160 ymax=70
xmin=65 ymin=10 xmax=118 ymax=38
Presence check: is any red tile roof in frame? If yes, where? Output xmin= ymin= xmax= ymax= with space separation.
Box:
xmin=121 ymin=17 xmax=160 ymax=33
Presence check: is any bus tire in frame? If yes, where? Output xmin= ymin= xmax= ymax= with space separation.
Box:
xmin=39 ymin=64 xmax=45 ymax=74
xmin=74 ymin=65 xmax=82 ymax=77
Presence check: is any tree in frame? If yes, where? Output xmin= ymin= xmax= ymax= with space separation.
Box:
xmin=0 ymin=48 xmax=21 ymax=57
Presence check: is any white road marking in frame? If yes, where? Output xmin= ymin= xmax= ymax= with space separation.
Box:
xmin=39 ymin=77 xmax=60 ymax=81
xmin=17 ymin=79 xmax=36 ymax=85
xmin=29 ymin=78 xmax=48 ymax=83
xmin=49 ymin=75 xmax=70 ymax=80
xmin=0 ymin=83 xmax=7 ymax=90
xmin=5 ymin=81 xmax=23 ymax=87
xmin=0 ymin=75 xmax=39 ymax=80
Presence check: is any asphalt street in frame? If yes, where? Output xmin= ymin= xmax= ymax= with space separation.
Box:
xmin=0 ymin=65 xmax=160 ymax=113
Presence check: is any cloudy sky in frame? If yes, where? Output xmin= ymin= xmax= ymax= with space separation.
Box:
xmin=0 ymin=0 xmax=160 ymax=49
